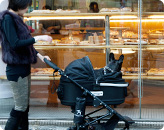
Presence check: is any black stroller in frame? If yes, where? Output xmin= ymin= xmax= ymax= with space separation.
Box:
xmin=44 ymin=53 xmax=134 ymax=130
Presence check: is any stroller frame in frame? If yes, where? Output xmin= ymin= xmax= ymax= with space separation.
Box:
xmin=44 ymin=58 xmax=135 ymax=130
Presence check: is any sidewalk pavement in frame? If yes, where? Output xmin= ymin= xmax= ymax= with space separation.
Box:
xmin=0 ymin=125 xmax=164 ymax=130
xmin=1 ymin=119 xmax=164 ymax=130
xmin=0 ymin=126 xmax=163 ymax=130
xmin=0 ymin=126 xmax=164 ymax=130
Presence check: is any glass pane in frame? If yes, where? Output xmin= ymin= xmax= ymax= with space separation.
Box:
xmin=141 ymin=0 xmax=164 ymax=119
xmin=0 ymin=0 xmax=141 ymax=124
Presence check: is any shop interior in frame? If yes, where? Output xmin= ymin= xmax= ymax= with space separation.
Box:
xmin=1 ymin=0 xmax=164 ymax=121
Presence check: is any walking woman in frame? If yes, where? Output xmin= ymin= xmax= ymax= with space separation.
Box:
xmin=0 ymin=0 xmax=52 ymax=129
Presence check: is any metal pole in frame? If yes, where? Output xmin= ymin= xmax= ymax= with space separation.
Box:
xmin=138 ymin=0 xmax=142 ymax=119
xmin=105 ymin=15 xmax=110 ymax=66
xmin=139 ymin=0 xmax=143 ymax=119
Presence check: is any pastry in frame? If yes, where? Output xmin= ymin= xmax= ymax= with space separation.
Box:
xmin=122 ymin=31 xmax=138 ymax=38
xmin=149 ymin=39 xmax=158 ymax=44
xmin=100 ymin=8 xmax=120 ymax=12
xmin=158 ymin=39 xmax=164 ymax=44
xmin=31 ymin=68 xmax=57 ymax=75
xmin=120 ymin=7 xmax=132 ymax=12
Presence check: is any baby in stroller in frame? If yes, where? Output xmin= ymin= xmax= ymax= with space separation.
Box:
xmin=44 ymin=53 xmax=134 ymax=130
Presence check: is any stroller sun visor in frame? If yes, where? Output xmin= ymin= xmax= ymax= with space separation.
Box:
xmin=64 ymin=56 xmax=96 ymax=82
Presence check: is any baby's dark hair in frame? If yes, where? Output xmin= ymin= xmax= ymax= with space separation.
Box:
xmin=8 ymin=0 xmax=32 ymax=11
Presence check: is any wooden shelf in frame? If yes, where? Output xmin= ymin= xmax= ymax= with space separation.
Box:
xmin=1 ymin=44 xmax=164 ymax=50
xmin=24 ymin=12 xmax=164 ymax=19
xmin=0 ymin=75 xmax=61 ymax=80
xmin=24 ymin=12 xmax=138 ymax=17
xmin=1 ymin=75 xmax=164 ymax=81
xmin=34 ymin=45 xmax=107 ymax=49
xmin=61 ymin=27 xmax=129 ymax=31
xmin=33 ymin=44 xmax=164 ymax=49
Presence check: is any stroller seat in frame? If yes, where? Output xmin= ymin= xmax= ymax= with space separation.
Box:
xmin=57 ymin=55 xmax=128 ymax=107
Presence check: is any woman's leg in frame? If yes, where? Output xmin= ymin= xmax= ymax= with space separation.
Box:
xmin=18 ymin=75 xmax=31 ymax=130
xmin=5 ymin=75 xmax=30 ymax=130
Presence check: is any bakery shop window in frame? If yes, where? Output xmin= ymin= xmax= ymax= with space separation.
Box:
xmin=80 ymin=2 xmax=105 ymax=41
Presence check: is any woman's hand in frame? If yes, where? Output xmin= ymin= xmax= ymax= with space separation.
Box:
xmin=34 ymin=35 xmax=52 ymax=43
xmin=37 ymin=53 xmax=51 ymax=63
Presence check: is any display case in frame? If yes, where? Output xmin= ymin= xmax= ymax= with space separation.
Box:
xmin=0 ymin=12 xmax=161 ymax=81
xmin=22 ymin=12 xmax=164 ymax=119
xmin=0 ymin=12 xmax=164 ymax=81
xmin=1 ymin=9 xmax=164 ymax=120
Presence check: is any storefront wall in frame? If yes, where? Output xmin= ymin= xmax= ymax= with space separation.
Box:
xmin=1 ymin=0 xmax=164 ymax=121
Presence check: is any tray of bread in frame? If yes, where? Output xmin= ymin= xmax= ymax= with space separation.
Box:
xmin=30 ymin=10 xmax=56 ymax=14
xmin=34 ymin=40 xmax=58 ymax=46
xmin=148 ymin=29 xmax=164 ymax=39
xmin=88 ymin=35 xmax=104 ymax=45
xmin=31 ymin=9 xmax=80 ymax=14
xmin=147 ymin=68 xmax=164 ymax=75
xmin=56 ymin=37 xmax=80 ymax=45
xmin=122 ymin=31 xmax=138 ymax=39
xmin=149 ymin=39 xmax=164 ymax=44
xmin=80 ymin=41 xmax=105 ymax=46
xmin=158 ymin=39 xmax=164 ymax=44
xmin=54 ymin=9 xmax=81 ymax=13
xmin=59 ymin=30 xmax=81 ymax=35
xmin=110 ymin=39 xmax=124 ymax=45
xmin=124 ymin=39 xmax=147 ymax=45
xmin=103 ymin=30 xmax=119 ymax=38
xmin=122 ymin=67 xmax=147 ymax=76
xmin=149 ymin=39 xmax=158 ymax=44
xmin=31 ymin=68 xmax=58 ymax=76
xmin=99 ymin=7 xmax=132 ymax=12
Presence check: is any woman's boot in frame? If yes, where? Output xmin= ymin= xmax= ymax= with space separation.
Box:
xmin=5 ymin=108 xmax=23 ymax=130
xmin=18 ymin=106 xmax=29 ymax=130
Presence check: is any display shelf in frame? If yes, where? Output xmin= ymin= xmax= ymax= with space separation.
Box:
xmin=24 ymin=12 xmax=164 ymax=20
xmin=33 ymin=44 xmax=164 ymax=49
xmin=0 ymin=75 xmax=60 ymax=80
xmin=24 ymin=12 xmax=138 ymax=17
xmin=2 ymin=44 xmax=164 ymax=50
xmin=61 ymin=27 xmax=130 ymax=31
xmin=31 ymin=76 xmax=61 ymax=80
xmin=143 ymin=12 xmax=164 ymax=16
xmin=1 ymin=12 xmax=163 ymax=82
xmin=1 ymin=44 xmax=164 ymax=50
xmin=34 ymin=45 xmax=107 ymax=49
xmin=62 ymin=27 xmax=105 ymax=31
xmin=1 ymin=75 xmax=164 ymax=80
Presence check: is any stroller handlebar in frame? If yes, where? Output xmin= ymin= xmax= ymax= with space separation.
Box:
xmin=44 ymin=58 xmax=60 ymax=72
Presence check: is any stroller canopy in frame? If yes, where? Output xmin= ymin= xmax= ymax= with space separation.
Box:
xmin=64 ymin=56 xmax=96 ymax=82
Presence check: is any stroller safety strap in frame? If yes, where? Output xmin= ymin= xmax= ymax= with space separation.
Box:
xmin=100 ymin=83 xmax=128 ymax=87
